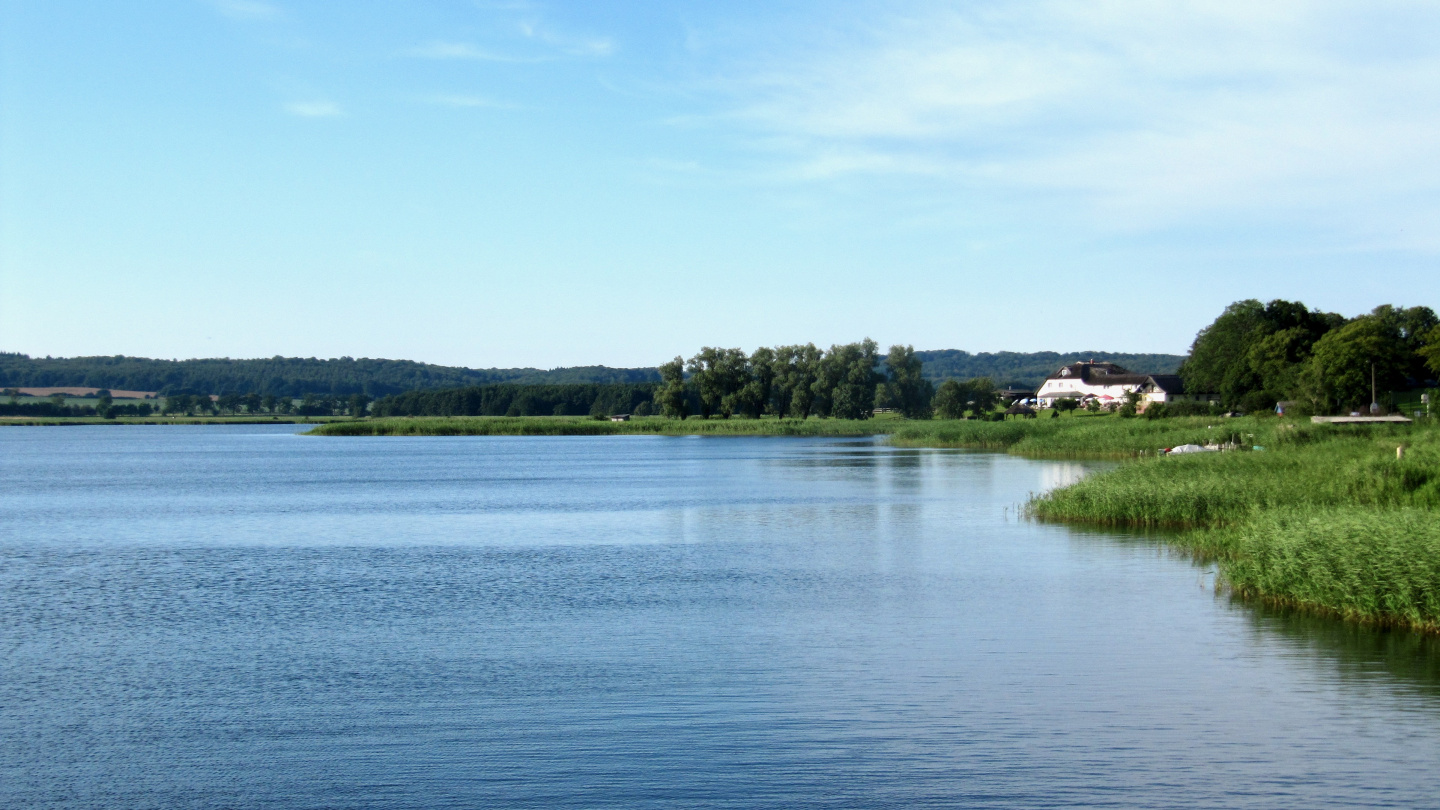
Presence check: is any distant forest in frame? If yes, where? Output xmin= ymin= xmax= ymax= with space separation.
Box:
xmin=916 ymin=351 xmax=1184 ymax=388
xmin=0 ymin=350 xmax=1182 ymax=397
xmin=373 ymin=384 xmax=659 ymax=418
xmin=0 ymin=354 xmax=660 ymax=398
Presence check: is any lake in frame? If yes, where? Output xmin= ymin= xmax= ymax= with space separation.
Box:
xmin=3 ymin=425 xmax=1439 ymax=808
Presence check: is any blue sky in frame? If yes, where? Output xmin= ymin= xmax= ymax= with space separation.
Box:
xmin=3 ymin=0 xmax=1438 ymax=368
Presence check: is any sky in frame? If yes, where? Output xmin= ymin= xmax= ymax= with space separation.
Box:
xmin=2 ymin=0 xmax=1439 ymax=369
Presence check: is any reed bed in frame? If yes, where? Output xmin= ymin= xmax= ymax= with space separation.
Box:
xmin=1031 ymin=420 xmax=1440 ymax=631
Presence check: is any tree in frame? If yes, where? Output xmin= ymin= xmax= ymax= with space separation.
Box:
xmin=883 ymin=344 xmax=934 ymax=419
xmin=931 ymin=380 xmax=966 ymax=419
xmin=1180 ymin=299 xmax=1340 ymax=410
xmin=655 ymin=357 xmax=689 ymax=419
xmin=261 ymin=394 xmax=278 ymax=413
xmin=348 ymin=393 xmax=371 ymax=417
xmin=826 ymin=339 xmax=882 ymax=420
xmin=1299 ymin=314 xmax=1411 ymax=412
xmin=688 ymin=347 xmax=749 ymax=419
xmin=732 ymin=347 xmax=775 ymax=419
xmin=1420 ymin=324 xmax=1440 ymax=378
xmin=966 ymin=377 xmax=999 ymax=414
xmin=1054 ymin=397 xmax=1079 ymax=413
xmin=96 ymin=390 xmax=114 ymax=419
xmin=773 ymin=344 xmax=822 ymax=418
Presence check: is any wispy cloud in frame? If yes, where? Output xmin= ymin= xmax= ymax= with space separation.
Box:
xmin=211 ymin=0 xmax=279 ymax=21
xmin=694 ymin=0 xmax=1440 ymax=247
xmin=516 ymin=20 xmax=613 ymax=57
xmin=285 ymin=101 xmax=342 ymax=117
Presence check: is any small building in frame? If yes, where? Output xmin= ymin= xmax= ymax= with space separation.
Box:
xmin=609 ymin=414 xmax=631 ymax=422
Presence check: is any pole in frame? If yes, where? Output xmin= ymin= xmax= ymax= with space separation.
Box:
xmin=1371 ymin=363 xmax=1378 ymax=415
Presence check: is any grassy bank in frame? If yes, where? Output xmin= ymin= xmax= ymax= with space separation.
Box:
xmin=890 ymin=415 xmax=1276 ymax=458
xmin=1031 ymin=419 xmax=1440 ymax=632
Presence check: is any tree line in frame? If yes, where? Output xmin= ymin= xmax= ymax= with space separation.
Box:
xmin=365 ymin=342 xmax=1013 ymax=421
xmin=0 ymin=353 xmax=660 ymax=398
xmin=652 ymin=340 xmax=1000 ymax=420
xmin=370 ymin=383 xmax=659 ymax=418
xmin=1180 ymin=300 xmax=1440 ymax=413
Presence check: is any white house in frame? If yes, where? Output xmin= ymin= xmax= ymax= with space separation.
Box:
xmin=1033 ymin=362 xmax=1189 ymax=410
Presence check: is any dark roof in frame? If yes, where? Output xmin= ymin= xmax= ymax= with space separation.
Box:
xmin=1144 ymin=375 xmax=1184 ymax=394
xmin=1046 ymin=362 xmax=1133 ymax=383
xmin=1044 ymin=362 xmax=1185 ymax=394
xmin=1005 ymin=402 xmax=1037 ymax=414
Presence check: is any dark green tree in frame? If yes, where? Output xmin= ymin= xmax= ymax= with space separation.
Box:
xmin=1299 ymin=313 xmax=1412 ymax=412
xmin=1180 ymin=298 xmax=1341 ymax=410
xmin=348 ymin=393 xmax=371 ymax=417
xmin=931 ymin=380 xmax=966 ymax=419
xmin=773 ymin=344 xmax=821 ymax=418
xmin=883 ymin=344 xmax=934 ymax=419
xmin=732 ymin=347 xmax=775 ymax=419
xmin=827 ymin=339 xmax=882 ymax=420
xmin=655 ymin=357 xmax=689 ymax=419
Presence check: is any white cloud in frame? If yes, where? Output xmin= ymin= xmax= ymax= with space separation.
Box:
xmin=407 ymin=41 xmax=521 ymax=62
xmin=517 ymin=20 xmax=613 ymax=57
xmin=698 ymin=0 xmax=1440 ymax=248
xmin=285 ymin=101 xmax=342 ymax=117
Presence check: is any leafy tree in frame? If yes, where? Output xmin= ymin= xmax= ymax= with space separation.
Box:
xmin=348 ymin=393 xmax=371 ymax=417
xmin=1421 ymin=324 xmax=1440 ymax=378
xmin=1180 ymin=299 xmax=1340 ymax=410
xmin=773 ymin=344 xmax=822 ymax=418
xmin=732 ymin=347 xmax=775 ymax=419
xmin=655 ymin=357 xmax=689 ymax=419
xmin=966 ymin=377 xmax=999 ymax=414
xmin=1299 ymin=313 xmax=1412 ymax=412
xmin=261 ymin=394 xmax=278 ymax=413
xmin=1054 ymin=397 xmax=1079 ymax=413
xmin=883 ymin=344 xmax=934 ymax=419
xmin=825 ymin=339 xmax=882 ymax=420
xmin=242 ymin=393 xmax=262 ymax=413
xmin=687 ymin=347 xmax=748 ymax=419
xmin=931 ymin=380 xmax=966 ymax=419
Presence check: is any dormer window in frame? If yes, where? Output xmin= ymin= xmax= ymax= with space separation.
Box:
xmin=1060 ymin=367 xmax=1071 ymax=377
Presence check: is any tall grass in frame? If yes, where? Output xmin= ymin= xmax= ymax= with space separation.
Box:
xmin=1031 ymin=419 xmax=1440 ymax=631
xmin=1222 ymin=507 xmax=1440 ymax=632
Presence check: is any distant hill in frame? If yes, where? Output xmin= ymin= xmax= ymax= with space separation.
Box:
xmin=0 ymin=353 xmax=660 ymax=398
xmin=916 ymin=350 xmax=1186 ymax=389
xmin=0 ymin=349 xmax=1185 ymax=398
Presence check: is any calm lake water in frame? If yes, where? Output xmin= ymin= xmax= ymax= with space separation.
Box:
xmin=3 ymin=425 xmax=1440 ymax=808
